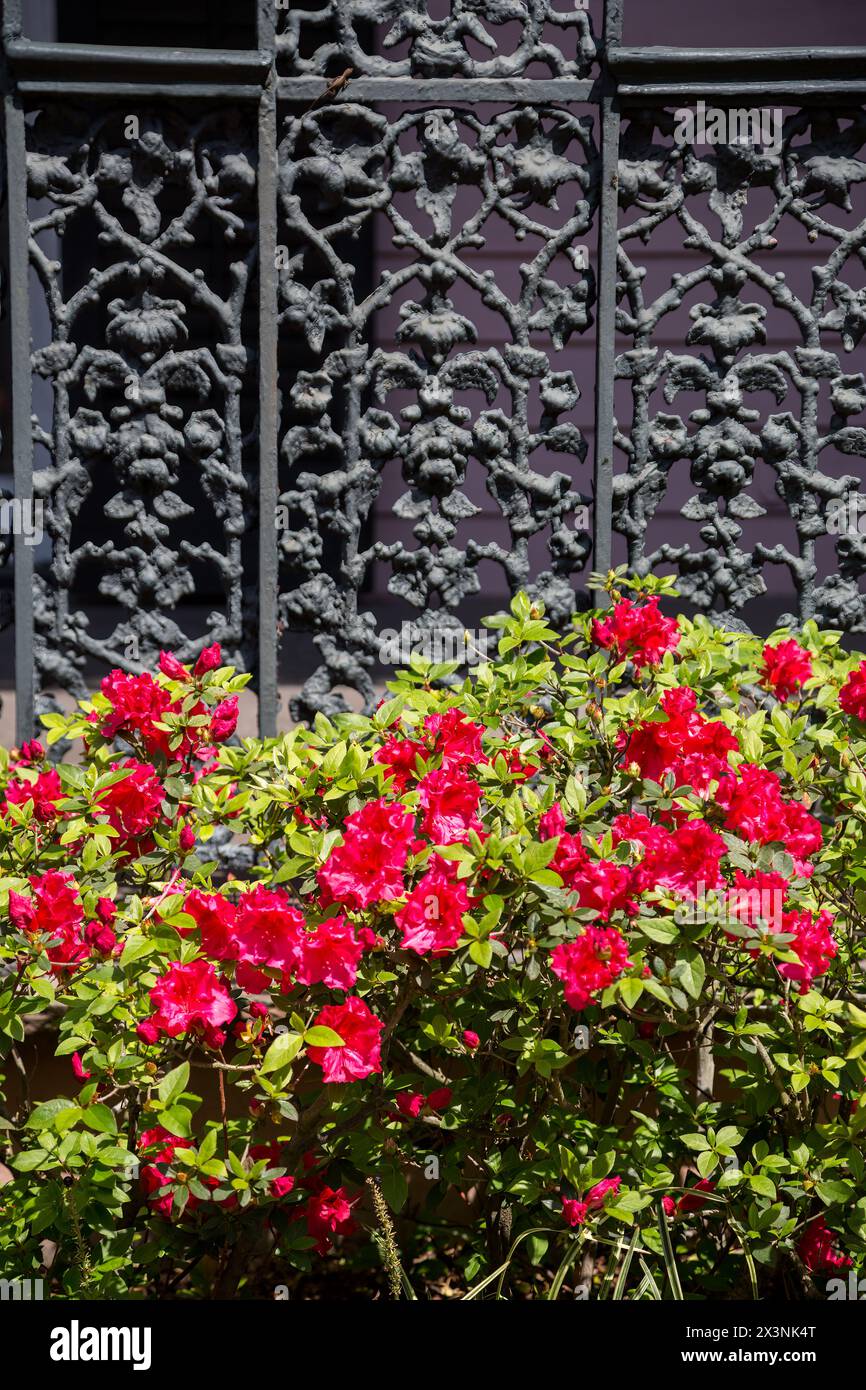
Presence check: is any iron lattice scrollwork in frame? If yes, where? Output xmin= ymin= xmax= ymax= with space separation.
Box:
xmin=24 ymin=106 xmax=257 ymax=703
xmin=2 ymin=0 xmax=866 ymax=736
xmin=614 ymin=108 xmax=866 ymax=628
xmin=278 ymin=102 xmax=597 ymax=717
xmin=276 ymin=0 xmax=598 ymax=79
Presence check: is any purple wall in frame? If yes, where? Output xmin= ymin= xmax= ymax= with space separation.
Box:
xmin=622 ymin=0 xmax=866 ymax=48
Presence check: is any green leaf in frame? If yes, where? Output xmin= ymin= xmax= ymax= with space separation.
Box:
xmin=13 ymin=1148 xmax=50 ymax=1171
xmin=119 ymin=933 xmax=151 ymax=966
xmin=160 ymin=1105 xmax=192 ymax=1139
xmin=158 ymin=1062 xmax=190 ymax=1108
xmin=469 ymin=940 xmax=493 ymax=968
xmin=198 ymin=1128 xmax=218 ymax=1163
xmin=83 ymin=1103 xmax=117 ymax=1135
xmin=817 ymin=1179 xmax=853 ymax=1205
xmin=637 ymin=918 xmax=680 ymax=944
xmin=303 ymin=1026 xmax=344 ymax=1048
xmin=521 ymin=840 xmax=559 ymax=875
xmin=26 ymin=1098 xmax=75 ymax=1132
xmin=680 ymin=1133 xmax=710 ymax=1152
xmin=379 ymin=1162 xmax=409 ymax=1213
xmin=96 ymin=1146 xmax=136 ymax=1168
xmin=53 ymin=1106 xmax=84 ymax=1135
xmin=697 ymin=1150 xmax=718 ymax=1180
xmin=260 ymin=1031 xmax=304 ymax=1074
xmin=748 ymin=1174 xmax=776 ymax=1199
xmin=670 ymin=947 xmax=705 ymax=1001
xmin=619 ymin=977 xmax=644 ymax=1008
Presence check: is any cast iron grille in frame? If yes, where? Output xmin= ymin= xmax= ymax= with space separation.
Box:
xmin=1 ymin=0 xmax=866 ymax=739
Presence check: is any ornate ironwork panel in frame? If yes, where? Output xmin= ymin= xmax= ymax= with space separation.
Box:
xmin=2 ymin=0 xmax=866 ymax=738
xmin=613 ymin=107 xmax=866 ymax=629
xmin=276 ymin=0 xmax=598 ymax=80
xmin=278 ymin=99 xmax=597 ymax=717
xmin=26 ymin=104 xmax=257 ymax=703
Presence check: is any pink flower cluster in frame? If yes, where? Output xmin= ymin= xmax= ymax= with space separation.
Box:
xmin=561 ymin=1176 xmax=623 ymax=1227
xmin=8 ymin=872 xmax=118 ymax=974
xmin=91 ymin=643 xmax=238 ymax=769
xmin=760 ymin=639 xmax=813 ymax=701
xmin=619 ymin=687 xmax=739 ymax=793
xmin=796 ymin=1216 xmax=852 ymax=1275
xmin=3 ymin=751 xmax=166 ymax=855
xmin=182 ymin=886 xmax=371 ymax=992
xmin=539 ymin=658 xmax=830 ymax=1008
xmin=591 ymin=597 xmax=681 ymax=669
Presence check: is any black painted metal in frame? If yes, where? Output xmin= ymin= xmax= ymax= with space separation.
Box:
xmin=1 ymin=0 xmax=865 ymax=736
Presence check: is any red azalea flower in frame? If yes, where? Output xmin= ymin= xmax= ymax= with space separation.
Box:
xmin=290 ymin=914 xmax=368 ymax=991
xmin=547 ymin=832 xmax=637 ymax=920
xmin=183 ymin=889 xmax=238 ymax=961
xmin=4 ymin=767 xmax=64 ymax=822
xmin=13 ymin=878 xmax=90 ymax=973
xmin=16 ymin=739 xmax=44 ymax=764
xmin=304 ymin=1185 xmax=358 ymax=1255
xmin=374 ymin=736 xmax=428 ymax=792
xmin=649 ymin=819 xmax=727 ymax=898
xmin=797 ymin=1216 xmax=852 ymax=1274
xmin=395 ymin=1092 xmax=425 ymax=1119
xmin=562 ymin=1196 xmax=589 ymax=1227
xmin=551 ymin=927 xmax=632 ymax=1011
xmin=539 ymin=802 xmax=567 ymax=840
xmin=317 ymin=798 xmax=415 ymax=910
xmin=179 ymin=822 xmax=196 ymax=852
xmin=396 ymin=859 xmax=470 ymax=955
xmin=678 ymin=1179 xmax=716 ymax=1214
xmin=760 ymin=639 xmax=813 ymax=701
xmin=776 ymin=909 xmax=836 ymax=992
xmin=840 ymin=660 xmax=866 ymax=720
xmin=94 ymin=670 xmax=175 ymax=758
xmin=716 ymin=764 xmax=822 ymax=876
xmin=546 ymin=829 xmax=589 ymax=882
xmin=210 ymin=696 xmax=239 ymax=743
xmin=83 ymin=919 xmax=118 ymax=955
xmin=9 ymin=871 xmax=89 ymax=972
xmin=586 ymin=1176 xmax=622 ymax=1209
xmin=233 ymin=885 xmax=305 ymax=975
xmin=425 ymin=708 xmax=486 ymax=767
xmin=72 ymin=1052 xmax=91 ymax=1081
xmin=619 ymin=687 xmax=739 ymax=792
xmin=724 ymin=870 xmax=788 ymax=938
xmin=158 ymin=651 xmax=190 ymax=681
xmin=306 ymin=996 xmax=384 ymax=1084
xmin=137 ymin=1125 xmax=196 ymax=1218
xmin=611 ymin=813 xmax=670 ymax=849
xmin=463 ymin=1029 xmax=480 ymax=1049
xmin=194 ymin=642 xmax=222 ymax=676
xmin=417 ymin=767 xmax=482 ymax=845
xmin=141 ymin=959 xmax=237 ymax=1043
xmin=571 ymin=856 xmax=638 ymax=919
xmin=592 ymin=596 xmax=681 ymax=669
xmin=95 ymin=759 xmax=164 ymax=851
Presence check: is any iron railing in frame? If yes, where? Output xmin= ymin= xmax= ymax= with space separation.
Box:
xmin=2 ymin=0 xmax=866 ymax=740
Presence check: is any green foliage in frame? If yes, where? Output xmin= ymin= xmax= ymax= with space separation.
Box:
xmin=2 ymin=574 xmax=866 ymax=1299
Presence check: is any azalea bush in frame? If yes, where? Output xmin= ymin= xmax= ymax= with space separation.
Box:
xmin=4 ymin=573 xmax=866 ymax=1299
